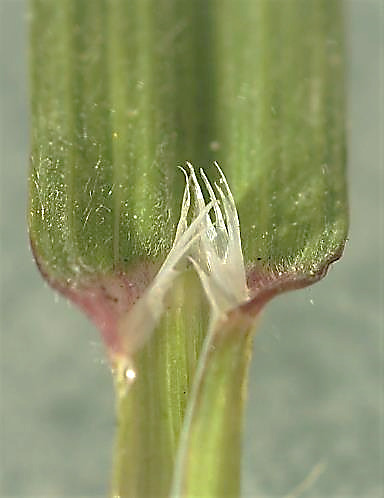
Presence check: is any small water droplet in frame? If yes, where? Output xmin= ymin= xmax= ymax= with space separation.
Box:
xmin=112 ymin=357 xmax=137 ymax=396
xmin=124 ymin=367 xmax=136 ymax=381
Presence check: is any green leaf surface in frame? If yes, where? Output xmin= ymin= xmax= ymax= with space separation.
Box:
xmin=213 ymin=0 xmax=347 ymax=274
xmin=29 ymin=0 xmax=347 ymax=284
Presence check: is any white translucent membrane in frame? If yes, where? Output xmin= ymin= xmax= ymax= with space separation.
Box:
xmin=115 ymin=162 xmax=249 ymax=381
xmin=186 ymin=162 xmax=249 ymax=322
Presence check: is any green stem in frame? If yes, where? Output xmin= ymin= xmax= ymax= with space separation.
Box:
xmin=111 ymin=271 xmax=209 ymax=497
xmin=111 ymin=271 xmax=256 ymax=498
xmin=171 ymin=313 xmax=255 ymax=498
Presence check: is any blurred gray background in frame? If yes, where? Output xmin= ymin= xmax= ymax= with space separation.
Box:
xmin=0 ymin=0 xmax=382 ymax=496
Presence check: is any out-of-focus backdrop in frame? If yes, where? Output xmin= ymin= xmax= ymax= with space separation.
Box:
xmin=1 ymin=1 xmax=382 ymax=496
